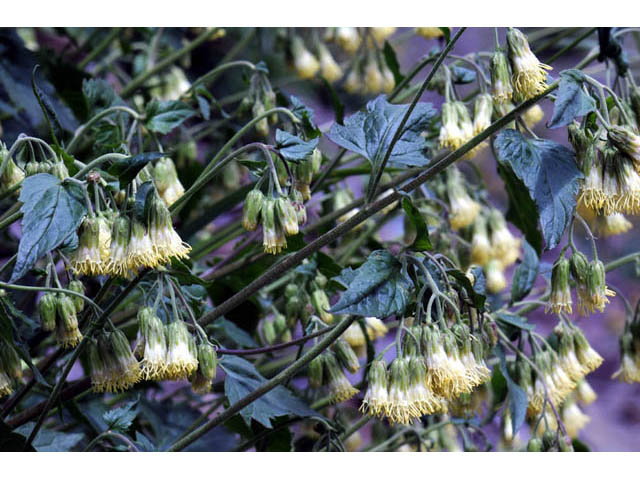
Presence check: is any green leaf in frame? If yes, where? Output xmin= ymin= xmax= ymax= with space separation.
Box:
xmin=211 ymin=319 xmax=257 ymax=348
xmin=15 ymin=423 xmax=84 ymax=452
xmin=145 ymin=99 xmax=195 ymax=134
xmin=383 ymin=41 xmax=404 ymax=84
xmin=290 ymin=95 xmax=321 ymax=136
xmin=494 ymin=344 xmax=527 ymax=436
xmin=401 ymin=197 xmax=432 ymax=251
xmin=0 ymin=420 xmax=36 ymax=451
xmin=275 ymin=129 xmax=319 ymax=162
xmin=107 ymin=151 xmax=164 ymax=187
xmin=103 ymin=397 xmax=139 ymax=433
xmin=83 ymin=78 xmax=125 ymax=115
xmin=493 ymin=129 xmax=582 ymax=250
xmin=196 ymin=94 xmax=211 ymax=121
xmin=219 ymin=356 xmax=323 ymax=428
xmin=495 ymin=312 xmax=535 ymax=332
xmin=548 ymin=70 xmax=596 ymax=129
xmin=447 ymin=268 xmax=486 ymax=311
xmin=133 ymin=181 xmax=156 ymax=221
xmin=11 ymin=174 xmax=87 ymax=282
xmin=327 ymin=95 xmax=436 ymax=169
xmin=330 ymin=250 xmax=414 ymax=318
xmin=496 ymin=162 xmax=542 ymax=254
xmin=450 ymin=65 xmax=476 ymax=84
xmin=510 ymin=239 xmax=540 ymax=303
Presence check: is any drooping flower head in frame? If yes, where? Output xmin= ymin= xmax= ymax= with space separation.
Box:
xmin=308 ymin=355 xmax=324 ymax=389
xmin=506 ymin=28 xmax=552 ymax=101
xmin=38 ymin=292 xmax=58 ymax=332
xmin=575 ymin=378 xmax=597 ymax=405
xmin=55 ymin=295 xmax=83 ymax=348
xmin=332 ymin=338 xmax=360 ymax=374
xmin=490 ymin=51 xmax=513 ymax=104
xmin=107 ymin=215 xmax=133 ymax=278
xmin=487 ymin=208 xmax=520 ymax=268
xmin=562 ymin=397 xmax=590 ymax=438
xmin=317 ymin=42 xmax=343 ymax=83
xmin=0 ymin=142 xmax=25 ymax=194
xmin=608 ymin=125 xmax=640 ymax=168
xmin=70 ymin=215 xmax=112 ymax=276
xmin=191 ymin=342 xmax=217 ymax=394
xmin=577 ymin=259 xmax=615 ymax=315
xmin=415 ymin=27 xmax=445 ymax=40
xmin=446 ymin=167 xmax=480 ymax=230
xmin=165 ymin=320 xmax=198 ymax=381
xmin=148 ymin=194 xmax=191 ymax=263
xmin=291 ymin=36 xmax=320 ymax=79
xmin=153 ymin=157 xmax=185 ymax=206
xmin=275 ymin=196 xmax=299 ymax=237
xmin=335 ymin=27 xmax=361 ymax=54
xmin=360 ymin=359 xmax=390 ymax=418
xmin=324 ymin=352 xmax=359 ymax=403
xmin=262 ymin=197 xmax=287 ymax=255
xmin=485 ymin=259 xmax=507 ymax=294
xmin=363 ymin=53 xmax=383 ymax=94
xmin=470 ymin=214 xmax=491 ymax=266
xmin=89 ymin=330 xmax=141 ymax=393
xmin=573 ymin=325 xmax=603 ymax=374
xmin=439 ymin=101 xmax=464 ymax=150
xmin=137 ymin=307 xmax=168 ymax=381
xmin=594 ymin=213 xmax=633 ymax=237
xmin=546 ymin=257 xmax=573 ymax=315
xmin=473 ymin=93 xmax=493 ymax=135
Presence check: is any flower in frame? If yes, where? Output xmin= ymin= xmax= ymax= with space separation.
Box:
xmin=0 ymin=340 xmax=22 ymax=384
xmin=485 ymin=259 xmax=507 ymax=294
xmin=612 ymin=352 xmax=640 ymax=383
xmin=107 ymin=215 xmax=133 ymax=278
xmin=473 ymin=93 xmax=493 ymax=135
xmin=242 ymin=189 xmax=264 ymax=231
xmin=69 ymin=216 xmax=112 ymax=276
xmin=365 ymin=317 xmax=388 ymax=339
xmin=415 ymin=27 xmax=445 ymax=39
xmin=363 ymin=54 xmax=383 ymax=94
xmin=439 ymin=101 xmax=464 ymax=150
xmin=454 ymin=101 xmax=474 ymax=143
xmin=422 ymin=326 xmax=469 ymax=400
xmin=608 ymin=125 xmax=640 ymax=168
xmin=310 ymin=288 xmax=333 ymax=324
xmin=148 ymin=194 xmax=191 ymax=263
xmin=317 ymin=43 xmax=342 ymax=83
xmin=576 ymin=260 xmax=615 ymax=315
xmin=371 ymin=27 xmax=396 ymax=43
xmin=488 ymin=209 xmax=520 ymax=267
xmin=293 ymin=159 xmax=314 ymax=201
xmin=274 ymin=197 xmax=299 ymax=236
xmin=88 ymin=330 xmax=141 ymax=393
xmin=575 ymin=379 xmax=597 ymax=405
xmin=137 ymin=308 xmax=168 ymax=381
xmin=55 ymin=295 xmax=83 ymax=348
xmin=523 ymin=104 xmax=545 ymax=128
xmin=446 ymin=168 xmax=480 ymax=230
xmin=153 ymin=158 xmax=185 ymax=206
xmin=573 ymin=326 xmax=603 ymax=374
xmin=506 ymin=28 xmax=552 ymax=101
xmin=308 ymin=355 xmax=324 ymax=389
xmin=344 ymin=67 xmax=361 ymax=94
xmin=490 ymin=51 xmax=513 ymax=104
xmin=562 ymin=398 xmax=590 ymax=438
xmin=360 ymin=359 xmax=390 ymax=418
xmin=381 ymin=64 xmax=395 ymax=94
xmin=555 ymin=325 xmax=585 ymax=382
xmin=546 ymin=257 xmax=572 ymax=314
xmin=262 ymin=198 xmax=287 ymax=255
xmin=470 ymin=215 xmax=492 ymax=266
xmin=332 ymin=338 xmax=360 ymax=374
xmin=291 ymin=36 xmax=319 ymax=79
xmin=165 ymin=320 xmax=198 ymax=381
xmin=191 ymin=342 xmax=217 ymax=394
xmin=324 ymin=352 xmax=359 ymax=403
xmin=387 ymin=357 xmax=413 ymax=424
xmin=407 ymin=356 xmax=447 ymax=417
xmin=0 ymin=143 xmax=25 ymax=194
xmin=127 ymin=219 xmax=159 ymax=271
xmin=335 ymin=27 xmax=360 ymax=53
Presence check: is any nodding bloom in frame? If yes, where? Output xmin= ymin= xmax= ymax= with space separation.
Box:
xmin=252 ymin=101 xmax=269 ymax=137
xmin=365 ymin=317 xmax=388 ymax=339
xmin=68 ymin=280 xmax=85 ymax=314
xmin=439 ymin=101 xmax=464 ymax=150
xmin=70 ymin=215 xmax=112 ymax=276
xmin=386 ymin=357 xmax=413 ymax=424
xmin=310 ymin=288 xmax=333 ymax=324
xmin=107 ymin=215 xmax=133 ymax=278
xmin=38 ymin=292 xmax=58 ymax=332
xmin=562 ymin=397 xmax=590 ymax=438
xmin=55 ymin=295 xmax=83 ymax=348
xmin=275 ymin=197 xmax=299 ymax=236
xmin=371 ymin=27 xmax=397 ymax=43
xmin=575 ymin=379 xmax=597 ymax=405
xmin=485 ymin=259 xmax=507 ymax=294
xmin=262 ymin=198 xmax=287 ymax=255
xmin=0 ymin=370 xmax=11 ymax=398
xmin=576 ymin=260 xmax=615 ymax=315
xmin=458 ymin=332 xmax=491 ymax=388
xmin=333 ymin=188 xmax=361 ymax=226
xmin=308 ymin=355 xmax=324 ymax=389
xmin=555 ymin=325 xmax=585 ymax=381
xmin=523 ymin=104 xmax=545 ymax=128
xmin=363 ymin=54 xmax=383 ymax=94
xmin=408 ymin=356 xmax=447 ymax=418
xmin=501 ymin=403 xmax=514 ymax=443
xmin=341 ymin=317 xmax=388 ymax=348
xmin=317 ymin=43 xmax=343 ymax=83
xmin=335 ymin=27 xmax=360 ymax=53
xmin=473 ymin=93 xmax=493 ymax=135
xmin=294 ymin=159 xmax=313 ymax=201
xmin=471 ymin=215 xmax=492 ymax=266
xmin=88 ymin=330 xmax=141 ymax=393
xmin=609 ymin=153 xmax=640 ymax=215
xmin=291 ymin=36 xmax=320 ymax=79
xmin=291 ymin=189 xmax=308 ymax=226
xmin=415 ymin=27 xmax=445 ymax=39
xmin=0 ymin=143 xmax=25 ymax=194
xmin=573 ymin=327 xmax=603 ymax=374
xmin=490 ymin=51 xmax=513 ymax=104
xmin=422 ymin=326 xmax=468 ymax=400
xmin=332 ymin=338 xmax=360 ymax=374
xmin=165 ymin=320 xmax=198 ymax=381
xmin=153 ymin=158 xmax=185 ymax=206
xmin=608 ymin=125 xmax=640 ymax=167
xmin=242 ymin=189 xmax=264 ymax=231
xmin=191 ymin=342 xmax=217 ymax=394
xmin=505 ymin=28 xmax=552 ymax=101
xmin=446 ymin=168 xmax=480 ymax=230
xmin=324 ymin=352 xmax=359 ymax=403
xmin=454 ymin=101 xmax=474 ymax=143
xmin=127 ymin=219 xmax=159 ymax=271
xmin=137 ymin=308 xmax=168 ymax=381
xmin=612 ymin=332 xmax=640 ymax=384
xmin=360 ymin=359 xmax=390 ymax=418
xmin=344 ymin=67 xmax=361 ymax=94
xmin=546 ymin=257 xmax=572 ymax=315
xmin=148 ymin=194 xmax=191 ymax=263
xmin=577 ymin=142 xmax=607 ymax=213
xmin=381 ymin=64 xmax=395 ymax=94
xmin=488 ymin=208 xmax=520 ymax=268
xmin=594 ymin=212 xmax=632 ymax=237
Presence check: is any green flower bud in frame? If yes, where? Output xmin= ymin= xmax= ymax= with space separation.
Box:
xmin=273 ymin=313 xmax=288 ymax=337
xmin=38 ymin=292 xmax=58 ymax=332
xmin=242 ymin=189 xmax=265 ymax=231
xmin=324 ymin=352 xmax=358 ymax=403
xmin=192 ymin=342 xmax=217 ymax=393
xmin=55 ymin=295 xmax=82 ymax=348
xmin=310 ymin=289 xmax=333 ymax=324
xmin=541 ymin=430 xmax=557 ymax=452
xmin=50 ymin=162 xmax=69 ymax=181
xmin=527 ymin=437 xmax=543 ymax=452
xmin=310 ymin=148 xmax=323 ymax=174
xmin=308 ymin=355 xmax=324 ymax=389
xmin=262 ymin=319 xmax=277 ymax=345
xmin=275 ymin=197 xmax=299 ymax=236
xmin=291 ymin=189 xmax=307 ymax=226
xmin=153 ymin=158 xmax=173 ymax=193
xmin=38 ymin=160 xmax=53 ymax=174
xmin=294 ymin=160 xmax=314 ymax=201
xmin=25 ymin=160 xmax=39 ymax=177
xmin=332 ymin=338 xmax=360 ymax=373
xmin=570 ymin=251 xmax=589 ymax=284
xmin=285 ymin=283 xmax=299 ymax=298
xmin=68 ymin=280 xmax=85 ymax=313
xmin=0 ymin=148 xmax=25 ymax=194
xmin=608 ymin=125 xmax=640 ymax=164
xmin=252 ymin=101 xmax=269 ymax=137
xmin=547 ymin=257 xmax=572 ymax=314
xmin=490 ymin=50 xmax=513 ymax=104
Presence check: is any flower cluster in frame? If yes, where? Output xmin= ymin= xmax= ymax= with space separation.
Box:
xmin=308 ymin=351 xmax=359 ymax=403
xmin=0 ymin=339 xmax=22 ymax=399
xmin=37 ymin=292 xmax=84 ymax=348
xmin=568 ymin=251 xmax=615 ymax=315
xmin=86 ymin=330 xmax=141 ymax=393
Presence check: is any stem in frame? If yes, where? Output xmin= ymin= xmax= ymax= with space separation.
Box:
xmin=187 ymin=60 xmax=257 ymax=94
xmin=68 ymin=108 xmax=140 ymax=154
xmin=120 ymin=28 xmax=219 ymax=98
xmin=78 ymin=28 xmax=122 ymax=70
